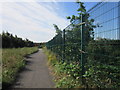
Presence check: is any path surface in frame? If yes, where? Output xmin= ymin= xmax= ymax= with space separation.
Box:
xmin=13 ymin=49 xmax=54 ymax=88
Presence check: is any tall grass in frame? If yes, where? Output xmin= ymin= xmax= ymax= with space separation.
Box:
xmin=43 ymin=47 xmax=82 ymax=88
xmin=2 ymin=47 xmax=38 ymax=86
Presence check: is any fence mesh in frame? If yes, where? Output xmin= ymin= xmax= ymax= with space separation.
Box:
xmin=46 ymin=2 xmax=120 ymax=88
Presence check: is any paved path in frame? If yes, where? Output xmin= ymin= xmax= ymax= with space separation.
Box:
xmin=13 ymin=49 xmax=54 ymax=88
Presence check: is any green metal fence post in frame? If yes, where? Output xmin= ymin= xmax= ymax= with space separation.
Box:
xmin=62 ymin=29 xmax=65 ymax=62
xmin=81 ymin=14 xmax=85 ymax=84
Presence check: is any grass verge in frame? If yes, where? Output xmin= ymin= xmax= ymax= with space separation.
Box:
xmin=43 ymin=47 xmax=83 ymax=88
xmin=2 ymin=47 xmax=38 ymax=88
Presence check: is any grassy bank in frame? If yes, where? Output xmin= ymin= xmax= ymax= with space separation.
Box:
xmin=43 ymin=47 xmax=83 ymax=88
xmin=2 ymin=47 xmax=38 ymax=87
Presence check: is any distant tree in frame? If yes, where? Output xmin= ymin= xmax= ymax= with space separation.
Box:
xmin=2 ymin=31 xmax=34 ymax=48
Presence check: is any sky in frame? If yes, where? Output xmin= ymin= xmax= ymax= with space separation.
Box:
xmin=0 ymin=0 xmax=97 ymax=43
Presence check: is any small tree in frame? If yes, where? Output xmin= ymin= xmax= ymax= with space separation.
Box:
xmin=66 ymin=0 xmax=96 ymax=44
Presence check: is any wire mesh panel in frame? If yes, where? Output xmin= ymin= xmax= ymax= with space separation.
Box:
xmin=63 ymin=24 xmax=81 ymax=63
xmin=47 ymin=33 xmax=63 ymax=61
xmin=84 ymin=2 xmax=120 ymax=87
xmin=47 ymin=23 xmax=82 ymax=63
xmin=46 ymin=2 xmax=120 ymax=88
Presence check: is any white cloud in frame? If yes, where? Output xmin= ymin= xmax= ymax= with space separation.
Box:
xmin=0 ymin=1 xmax=69 ymax=42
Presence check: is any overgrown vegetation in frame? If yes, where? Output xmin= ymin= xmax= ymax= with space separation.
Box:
xmin=2 ymin=47 xmax=38 ymax=87
xmin=44 ymin=47 xmax=83 ymax=88
xmin=45 ymin=39 xmax=120 ymax=88
xmin=84 ymin=39 xmax=120 ymax=88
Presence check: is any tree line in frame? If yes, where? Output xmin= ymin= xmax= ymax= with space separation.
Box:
xmin=1 ymin=31 xmax=34 ymax=48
